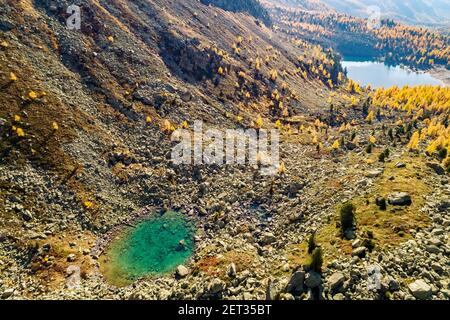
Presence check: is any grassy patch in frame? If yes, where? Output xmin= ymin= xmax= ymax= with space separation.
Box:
xmin=289 ymin=154 xmax=431 ymax=266
xmin=286 ymin=242 xmax=312 ymax=268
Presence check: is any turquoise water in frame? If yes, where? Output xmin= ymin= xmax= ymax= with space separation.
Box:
xmin=342 ymin=60 xmax=444 ymax=88
xmin=101 ymin=211 xmax=195 ymax=285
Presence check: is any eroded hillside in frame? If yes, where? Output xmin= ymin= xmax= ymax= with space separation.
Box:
xmin=1 ymin=0 xmax=343 ymax=229
xmin=0 ymin=0 xmax=449 ymax=301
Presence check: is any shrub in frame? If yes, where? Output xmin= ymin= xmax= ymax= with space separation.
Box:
xmin=362 ymin=238 xmax=376 ymax=252
xmin=438 ymin=147 xmax=447 ymax=160
xmin=309 ymin=247 xmax=323 ymax=273
xmin=366 ymin=143 xmax=373 ymax=153
xmin=308 ymin=232 xmax=316 ymax=254
xmin=180 ymin=120 xmax=189 ymax=129
xmin=443 ymin=156 xmax=450 ymax=171
xmin=331 ymin=139 xmax=340 ymax=150
xmin=396 ymin=125 xmax=404 ymax=136
xmin=340 ymin=202 xmax=355 ymax=232
xmin=378 ymin=148 xmax=390 ymax=162
xmin=162 ymin=119 xmax=175 ymax=133
xmin=83 ymin=201 xmax=94 ymax=209
xmin=52 ymin=122 xmax=59 ymax=131
xmin=274 ymin=119 xmax=282 ymax=129
xmin=269 ymin=69 xmax=278 ymax=82
xmin=254 ymin=115 xmax=263 ymax=129
xmin=365 ymin=111 xmax=375 ymax=123
xmin=15 ymin=127 xmax=25 ymax=137
xmin=9 ymin=72 xmax=17 ymax=82
xmin=28 ymin=91 xmax=38 ymax=100
xmin=407 ymin=131 xmax=420 ymax=151
xmin=376 ymin=197 xmax=387 ymax=210
xmin=406 ymin=123 xmax=413 ymax=133
xmin=388 ymin=128 xmax=394 ymax=140
xmin=278 ymin=162 xmax=286 ymax=175
xmin=255 ymin=58 xmax=261 ymax=71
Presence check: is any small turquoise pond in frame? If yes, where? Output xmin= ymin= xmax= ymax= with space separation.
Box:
xmin=100 ymin=211 xmax=195 ymax=285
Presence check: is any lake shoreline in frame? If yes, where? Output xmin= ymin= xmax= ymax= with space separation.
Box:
xmin=430 ymin=66 xmax=450 ymax=86
xmin=342 ymin=59 xmax=446 ymax=88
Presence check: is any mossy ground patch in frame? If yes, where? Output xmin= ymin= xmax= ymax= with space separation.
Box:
xmin=288 ymin=153 xmax=431 ymax=267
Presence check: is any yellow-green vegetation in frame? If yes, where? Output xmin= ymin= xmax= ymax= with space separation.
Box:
xmin=287 ymin=242 xmax=311 ymax=269
xmin=331 ymin=156 xmax=428 ymax=252
xmin=309 ymin=247 xmax=323 ymax=272
xmin=289 ymin=155 xmax=431 ymax=268
xmin=286 ymin=240 xmax=324 ymax=273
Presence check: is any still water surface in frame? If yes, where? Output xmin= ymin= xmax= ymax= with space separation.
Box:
xmin=342 ymin=59 xmax=444 ymax=88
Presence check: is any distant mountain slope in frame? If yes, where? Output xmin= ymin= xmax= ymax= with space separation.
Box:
xmin=269 ymin=5 xmax=450 ymax=70
xmin=200 ymin=0 xmax=273 ymax=26
xmin=321 ymin=0 xmax=450 ymax=27
xmin=261 ymin=0 xmax=329 ymax=11
xmin=264 ymin=0 xmax=450 ymax=26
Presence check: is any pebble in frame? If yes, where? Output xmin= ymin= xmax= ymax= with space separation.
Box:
xmin=408 ymin=280 xmax=432 ymax=300
xmin=1 ymin=289 xmax=14 ymax=299
xmin=328 ymin=273 xmax=345 ymax=291
xmin=67 ymin=254 xmax=76 ymax=262
xmin=176 ymin=265 xmax=189 ymax=278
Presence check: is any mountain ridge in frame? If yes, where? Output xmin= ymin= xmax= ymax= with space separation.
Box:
xmin=265 ymin=0 xmax=450 ymax=27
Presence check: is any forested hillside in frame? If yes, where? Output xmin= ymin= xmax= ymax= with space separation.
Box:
xmin=270 ymin=6 xmax=450 ymax=70
xmin=201 ymin=0 xmax=273 ymax=26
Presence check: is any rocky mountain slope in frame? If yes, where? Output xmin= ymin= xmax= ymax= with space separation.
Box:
xmin=0 ymin=0 xmax=449 ymax=300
